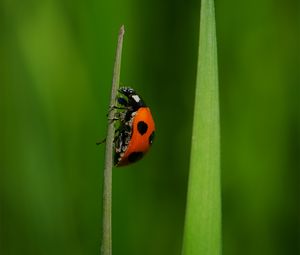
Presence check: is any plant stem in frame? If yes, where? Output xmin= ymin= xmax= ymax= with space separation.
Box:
xmin=101 ymin=25 xmax=125 ymax=255
xmin=182 ymin=0 xmax=221 ymax=254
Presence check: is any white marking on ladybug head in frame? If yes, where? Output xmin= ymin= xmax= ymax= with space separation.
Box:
xmin=132 ymin=95 xmax=141 ymax=103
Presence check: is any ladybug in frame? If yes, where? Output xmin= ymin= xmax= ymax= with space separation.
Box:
xmin=113 ymin=87 xmax=155 ymax=166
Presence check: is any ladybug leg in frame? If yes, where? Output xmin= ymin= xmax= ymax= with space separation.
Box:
xmin=114 ymin=129 xmax=125 ymax=153
xmin=107 ymin=117 xmax=118 ymax=124
xmin=114 ymin=124 xmax=131 ymax=138
xmin=114 ymin=123 xmax=131 ymax=144
xmin=111 ymin=106 xmax=133 ymax=111
xmin=96 ymin=138 xmax=106 ymax=145
xmin=96 ymin=126 xmax=124 ymax=145
xmin=107 ymin=96 xmax=133 ymax=116
xmin=107 ymin=105 xmax=127 ymax=117
xmin=97 ymin=123 xmax=129 ymax=146
xmin=108 ymin=105 xmax=127 ymax=112
xmin=107 ymin=105 xmax=133 ymax=118
xmin=114 ymin=111 xmax=126 ymax=119
xmin=107 ymin=111 xmax=126 ymax=123
xmin=107 ymin=97 xmax=128 ymax=113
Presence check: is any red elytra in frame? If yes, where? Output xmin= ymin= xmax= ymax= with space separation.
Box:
xmin=116 ymin=107 xmax=155 ymax=166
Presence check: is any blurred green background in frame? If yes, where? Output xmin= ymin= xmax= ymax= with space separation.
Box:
xmin=0 ymin=0 xmax=299 ymax=254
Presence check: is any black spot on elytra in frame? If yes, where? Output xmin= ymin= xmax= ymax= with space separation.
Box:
xmin=149 ymin=131 xmax=155 ymax=145
xmin=128 ymin=152 xmax=144 ymax=163
xmin=137 ymin=121 xmax=148 ymax=135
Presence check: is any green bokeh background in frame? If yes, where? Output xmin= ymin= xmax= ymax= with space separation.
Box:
xmin=1 ymin=0 xmax=299 ymax=255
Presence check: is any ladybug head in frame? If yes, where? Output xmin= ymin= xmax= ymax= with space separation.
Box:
xmin=118 ymin=87 xmax=146 ymax=109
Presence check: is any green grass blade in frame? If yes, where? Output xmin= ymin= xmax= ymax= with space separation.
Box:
xmin=101 ymin=25 xmax=125 ymax=255
xmin=182 ymin=0 xmax=221 ymax=254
